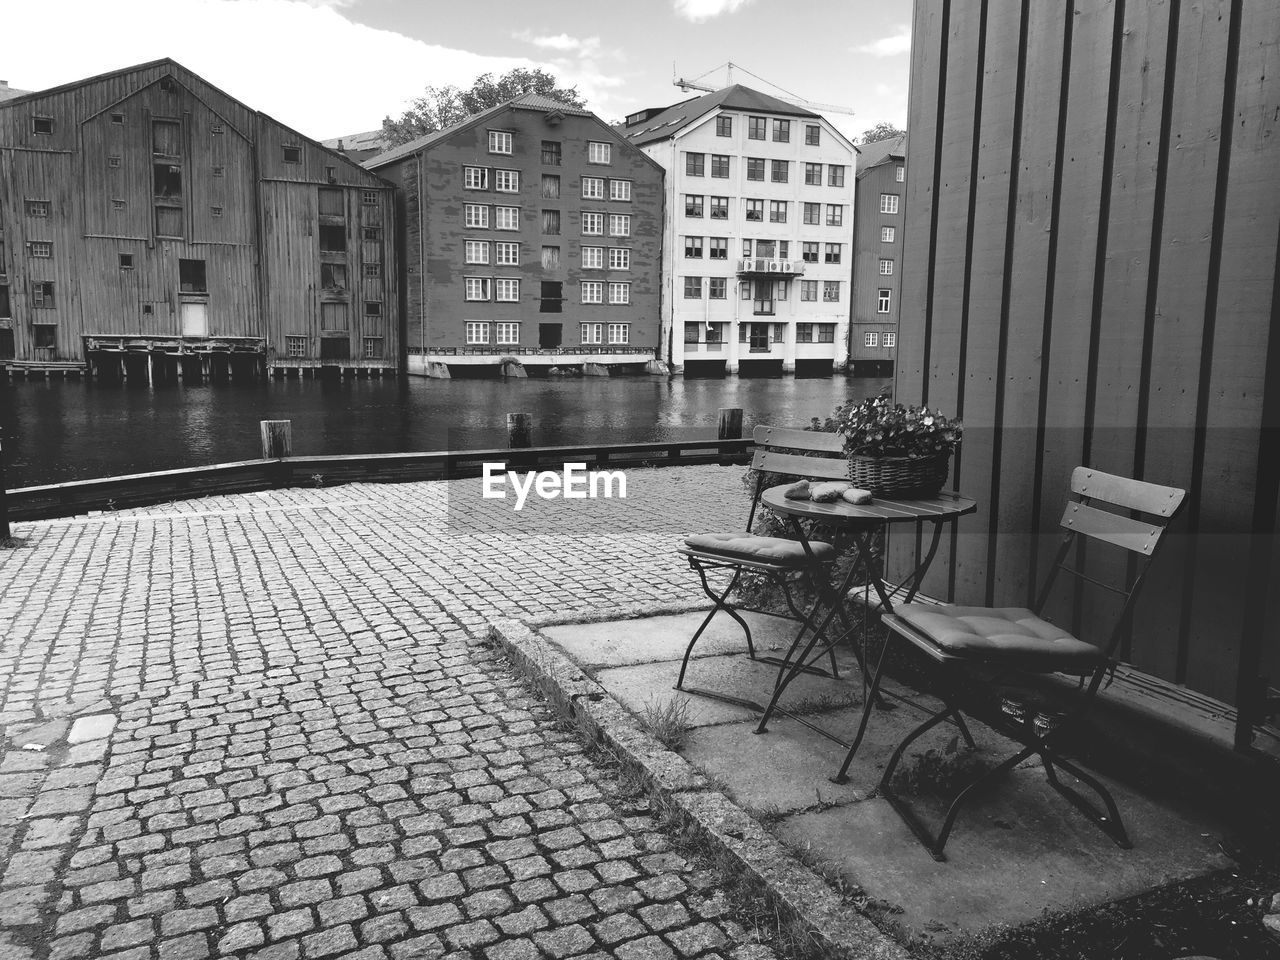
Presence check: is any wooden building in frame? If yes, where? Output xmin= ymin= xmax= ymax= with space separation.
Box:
xmin=850 ymin=134 xmax=905 ymax=377
xmin=366 ymin=92 xmax=664 ymax=377
xmin=0 ymin=59 xmax=400 ymax=379
xmin=897 ymin=0 xmax=1279 ymax=755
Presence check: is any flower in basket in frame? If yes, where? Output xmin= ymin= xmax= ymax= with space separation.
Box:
xmin=831 ymin=394 xmax=963 ymax=496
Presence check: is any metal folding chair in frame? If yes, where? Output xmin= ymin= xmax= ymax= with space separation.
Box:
xmin=864 ymin=467 xmax=1186 ymax=861
xmin=675 ymin=425 xmax=870 ymax=709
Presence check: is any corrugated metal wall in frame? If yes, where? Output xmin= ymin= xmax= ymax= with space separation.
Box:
xmin=895 ymin=0 xmax=1280 ymax=724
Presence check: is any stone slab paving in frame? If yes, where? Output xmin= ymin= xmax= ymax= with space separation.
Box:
xmin=0 ymin=466 xmax=801 ymax=960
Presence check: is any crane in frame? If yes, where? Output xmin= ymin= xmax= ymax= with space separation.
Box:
xmin=673 ymin=61 xmax=855 ymax=116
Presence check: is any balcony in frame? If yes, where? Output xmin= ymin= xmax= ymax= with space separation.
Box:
xmin=736 ymin=258 xmax=805 ymax=277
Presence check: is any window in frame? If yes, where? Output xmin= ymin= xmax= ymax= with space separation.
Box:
xmin=885 ymin=331 xmax=897 ymax=347
xmin=685 ymin=195 xmax=704 ymax=218
xmin=769 ymin=201 xmax=787 ymax=223
xmin=741 ymin=280 xmax=752 ymax=299
xmin=716 ymin=115 xmax=733 ymax=137
xmin=877 ymin=288 xmax=891 ymax=313
xmin=896 ymin=165 xmax=905 ymax=182
xmin=465 ymin=277 xmax=492 ymax=301
xmin=817 ymin=324 xmax=836 ymax=343
xmin=464 ymin=166 xmax=488 ymax=190
xmin=779 ymin=240 xmax=789 ymax=258
xmin=581 ymin=281 xmax=603 ymax=304
xmin=796 ymin=323 xmax=814 ymax=342
xmin=609 ymin=247 xmax=630 ymax=270
xmin=582 ymin=177 xmax=605 ymax=199
xmin=112 ymin=199 xmax=127 ymax=210
xmin=33 ymin=325 xmax=56 ymax=350
xmin=119 ymin=253 xmax=134 ymax=270
xmin=108 ymin=156 xmax=122 ymax=169
xmin=324 ymin=165 xmax=337 ymax=183
xmin=607 ymin=283 xmax=629 ymax=305
xmin=709 ymin=237 xmax=728 ymax=260
xmin=495 ymin=206 xmax=519 ymax=230
xmin=709 ymin=278 xmax=727 ymax=299
xmin=495 ymin=279 xmax=519 ymax=302
xmin=283 ymin=145 xmax=301 ymax=163
xmin=212 ymin=166 xmax=224 ymax=178
xmin=154 ymin=163 xmax=183 ymax=199
xmin=683 ymin=277 xmax=703 ymax=299
xmin=287 ymin=336 xmax=306 ymax=358
xmin=542 ymin=174 xmax=561 ymax=199
xmin=542 ymin=247 xmax=561 ymax=271
xmin=211 ymin=206 xmax=223 ymax=218
xmin=879 ymin=258 xmax=894 ymax=275
xmin=495 ymin=170 xmax=519 ymax=193
xmin=748 ymin=116 xmax=766 ymax=140
xmin=771 ymin=160 xmax=788 ymax=183
xmin=710 ymin=197 xmax=728 ymax=220
xmin=465 ymin=204 xmax=489 ymax=229
xmin=364 ymin=263 xmax=382 ymax=278
xmin=824 ymin=243 xmax=841 ymax=264
xmin=488 ymin=130 xmax=513 ymax=154
xmin=466 ymin=322 xmax=490 ymax=345
xmin=746 ymin=157 xmax=764 ymax=181
xmin=756 ymin=240 xmax=776 ymax=258
xmin=864 ymin=331 xmax=880 ymax=348
xmin=609 ymin=179 xmax=631 ymax=201
xmin=587 ymin=141 xmax=611 ymax=164
xmin=321 ymin=263 xmax=348 ymax=288
xmin=542 ymin=210 xmax=561 ymax=234
xmin=210 ymin=123 xmax=223 ymax=135
xmin=825 ymin=204 xmax=843 ymax=227
xmin=881 ymin=225 xmax=896 ymax=243
xmin=465 ymin=240 xmax=490 ymax=264
xmin=608 ymin=214 xmax=630 ymax=237
xmin=27 ymin=241 xmax=52 ymax=259
xmin=685 ymin=153 xmax=705 ymax=177
xmin=801 ymin=242 xmax=819 ymax=263
xmin=25 ymin=199 xmax=50 ymax=218
xmin=32 ymin=116 xmax=53 ymax=136
xmin=742 ymin=240 xmax=752 ymax=258
xmin=179 ymin=259 xmax=207 ymax=293
xmin=805 ymin=124 xmax=820 ymax=146
xmin=607 ymin=322 xmax=629 ymax=343
xmin=829 ymin=165 xmax=847 ymax=188
xmin=363 ymin=337 xmax=384 ymax=358
xmin=582 ymin=212 xmax=604 ymax=235
xmin=581 ymin=323 xmax=603 ymax=344
xmin=684 ymin=323 xmax=701 ymax=344
xmin=745 ymin=199 xmax=763 ymax=222
xmin=542 ymin=141 xmax=562 ymax=165
xmin=803 ymin=202 xmax=821 ymax=225
xmin=800 ymin=280 xmax=818 ymax=301
xmin=582 ymin=245 xmax=604 ymax=269
xmin=495 ymin=322 xmax=520 ymax=345
xmin=541 ymin=279 xmax=563 ymax=311
xmin=684 ymin=236 xmax=703 ymax=258
xmin=362 ymin=190 xmax=378 ymax=205
xmin=111 ymin=112 xmax=126 ymax=125
xmin=364 ymin=301 xmax=383 ymax=317
xmin=880 ymin=193 xmax=899 ymax=214
xmin=804 ymin=163 xmax=822 ymax=186
xmin=32 ymin=281 xmax=55 ymax=307
xmin=823 ymin=281 xmax=841 ymax=302
xmin=319 ymin=224 xmax=346 ymax=252
xmin=772 ymin=119 xmax=790 ymax=142
xmin=318 ymin=187 xmax=344 ymax=217
xmin=495 ymin=242 xmax=520 ymax=266
xmin=710 ymin=155 xmax=729 ymax=178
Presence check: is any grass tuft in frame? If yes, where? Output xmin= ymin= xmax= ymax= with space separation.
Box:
xmin=637 ymin=696 xmax=692 ymax=752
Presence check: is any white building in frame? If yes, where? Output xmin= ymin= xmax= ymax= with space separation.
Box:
xmin=622 ymin=86 xmax=856 ymax=376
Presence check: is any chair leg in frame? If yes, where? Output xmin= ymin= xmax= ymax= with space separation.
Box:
xmin=676 ymin=565 xmax=749 ymax=691
xmin=830 ymin=629 xmax=894 ymax=784
xmin=779 ymin=574 xmax=841 ymax=680
xmin=755 ymin=597 xmax=842 ymax=733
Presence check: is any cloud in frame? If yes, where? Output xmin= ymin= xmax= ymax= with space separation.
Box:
xmin=512 ymin=30 xmax=628 ymax=121
xmin=3 ymin=0 xmax=534 ymax=139
xmin=854 ymin=24 xmax=912 ymax=57
xmin=513 ymin=31 xmax=592 ymax=53
xmin=673 ymin=0 xmax=753 ymax=23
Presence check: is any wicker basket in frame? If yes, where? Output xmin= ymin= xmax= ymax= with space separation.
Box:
xmin=847 ymin=451 xmax=951 ymax=498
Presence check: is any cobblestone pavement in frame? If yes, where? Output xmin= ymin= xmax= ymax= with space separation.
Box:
xmin=0 ymin=466 xmax=774 ymax=960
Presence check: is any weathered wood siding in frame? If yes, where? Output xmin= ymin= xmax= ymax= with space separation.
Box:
xmin=898 ymin=0 xmax=1280 ymax=723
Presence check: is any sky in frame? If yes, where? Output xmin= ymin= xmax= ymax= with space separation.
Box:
xmin=0 ymin=0 xmax=911 ymax=144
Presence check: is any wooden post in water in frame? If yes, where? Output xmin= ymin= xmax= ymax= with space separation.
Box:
xmin=0 ymin=436 xmax=11 ymax=541
xmin=718 ymin=407 xmax=744 ymax=440
xmin=507 ymin=413 xmax=533 ymax=449
xmin=260 ymin=420 xmax=293 ymax=459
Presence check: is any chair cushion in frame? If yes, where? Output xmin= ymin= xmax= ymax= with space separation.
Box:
xmin=893 ymin=604 xmax=1103 ymax=672
xmin=683 ymin=533 xmax=836 ymax=567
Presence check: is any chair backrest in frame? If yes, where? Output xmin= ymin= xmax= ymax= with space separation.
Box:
xmin=1036 ymin=467 xmax=1187 ymax=664
xmin=743 ymin=425 xmax=847 ymax=531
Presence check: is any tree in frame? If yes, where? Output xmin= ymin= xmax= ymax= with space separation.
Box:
xmin=382 ymin=68 xmax=587 ymax=146
xmin=858 ymin=121 xmax=906 ymax=144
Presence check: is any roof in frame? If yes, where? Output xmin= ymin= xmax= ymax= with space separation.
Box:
xmin=364 ymin=91 xmax=593 ymax=170
xmin=322 ymin=128 xmax=387 ymax=152
xmin=621 ymin=84 xmax=820 ymax=147
xmin=0 ymin=82 xmax=32 ymax=103
xmin=855 ymin=133 xmax=906 ymax=175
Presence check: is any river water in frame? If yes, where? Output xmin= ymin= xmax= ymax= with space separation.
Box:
xmin=0 ymin=374 xmax=892 ymax=487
